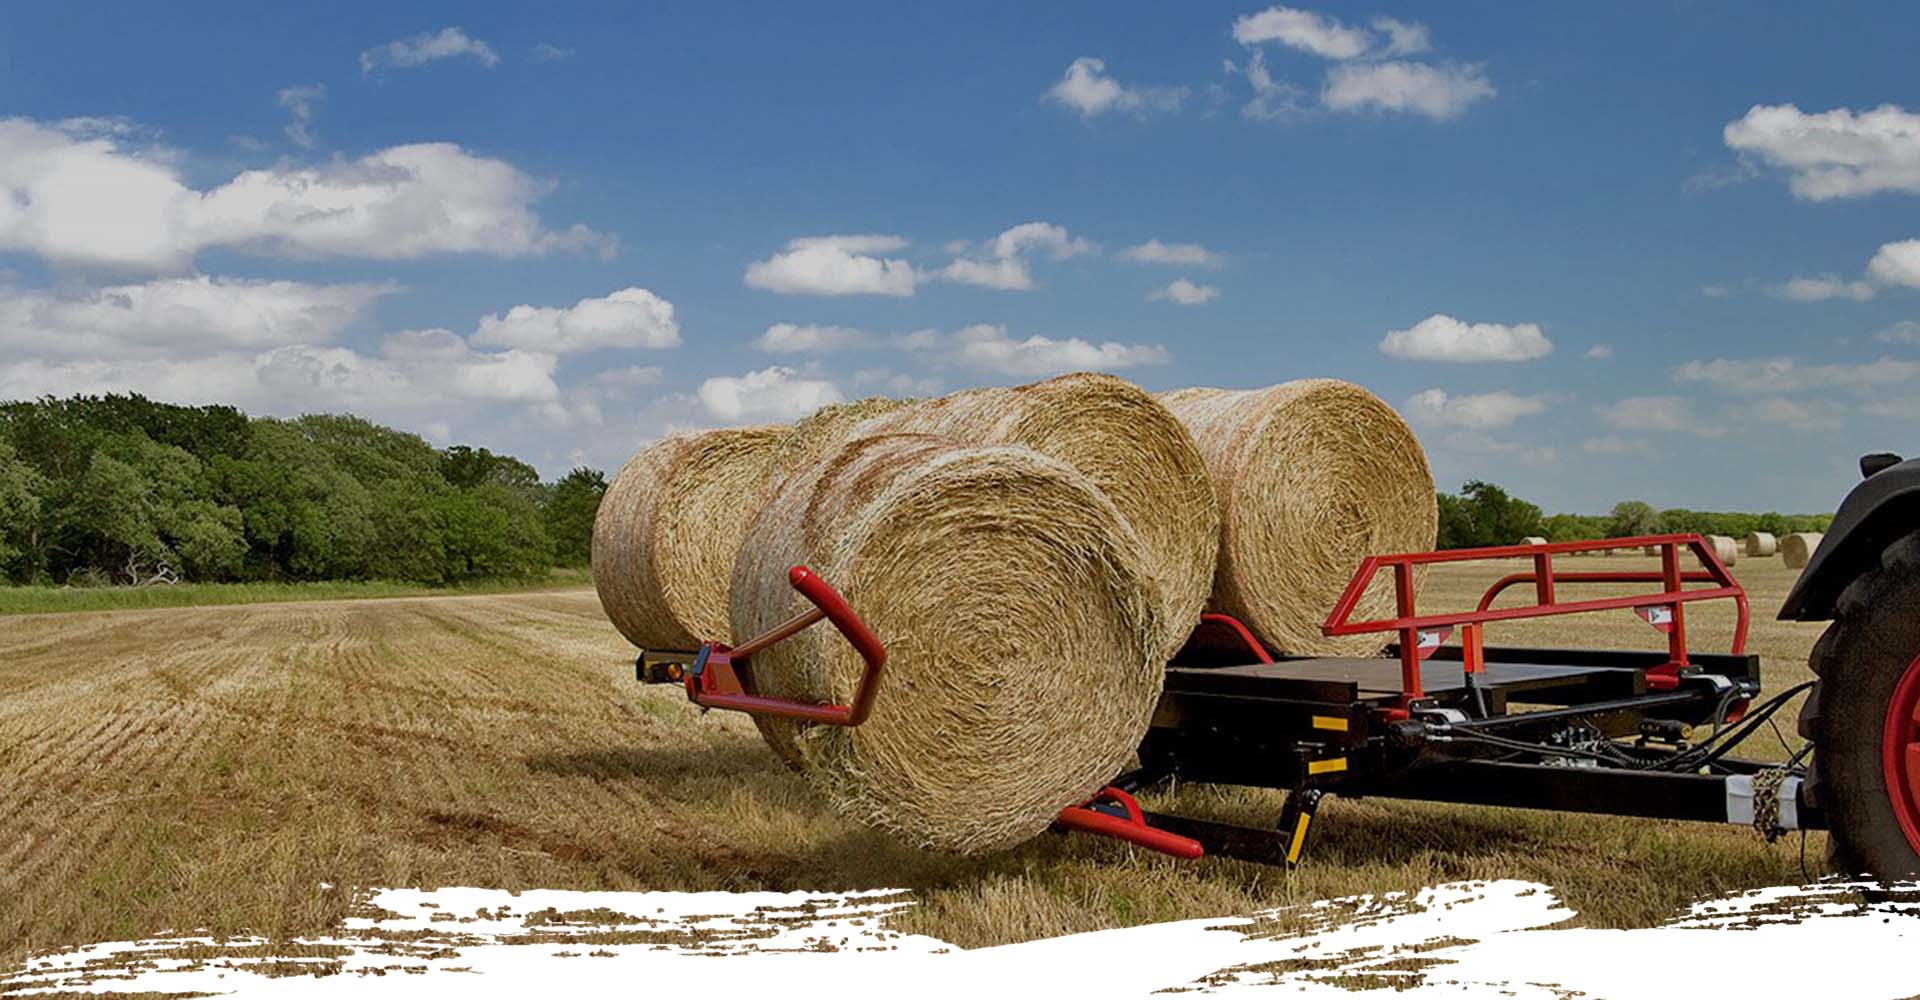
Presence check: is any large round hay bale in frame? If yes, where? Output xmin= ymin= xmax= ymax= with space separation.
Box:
xmin=1745 ymin=531 xmax=1778 ymax=557
xmin=1782 ymin=532 xmax=1823 ymax=569
xmin=1520 ymin=535 xmax=1549 ymax=546
xmin=732 ymin=434 xmax=1167 ymax=853
xmin=592 ymin=425 xmax=786 ymax=651
xmin=855 ymin=372 xmax=1217 ymax=663
xmin=1159 ymin=380 xmax=1437 ymax=656
xmin=766 ymin=396 xmax=913 ymax=486
xmin=1704 ymin=534 xmax=1739 ymax=567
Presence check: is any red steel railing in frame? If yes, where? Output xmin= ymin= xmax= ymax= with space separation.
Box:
xmin=1322 ymin=534 xmax=1749 ymax=711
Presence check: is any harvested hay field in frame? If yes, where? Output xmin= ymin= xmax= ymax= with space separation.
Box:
xmin=0 ymin=557 xmax=1825 ymax=966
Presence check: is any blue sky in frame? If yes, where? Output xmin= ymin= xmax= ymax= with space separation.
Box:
xmin=2 ymin=2 xmax=1917 ymax=513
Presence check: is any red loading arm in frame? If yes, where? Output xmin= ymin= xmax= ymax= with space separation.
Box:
xmin=1056 ymin=787 xmax=1205 ymax=859
xmin=685 ymin=566 xmax=888 ymax=726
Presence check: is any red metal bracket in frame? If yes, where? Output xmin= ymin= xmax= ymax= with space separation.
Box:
xmin=685 ymin=566 xmax=888 ymax=726
xmin=1055 ymin=787 xmax=1204 ymax=859
xmin=1197 ymin=613 xmax=1274 ymax=664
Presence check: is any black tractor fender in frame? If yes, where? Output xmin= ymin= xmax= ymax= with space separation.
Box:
xmin=1779 ymin=455 xmax=1920 ymax=622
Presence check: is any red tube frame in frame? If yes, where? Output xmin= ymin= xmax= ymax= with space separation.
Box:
xmin=1056 ymin=787 xmax=1204 ymax=859
xmin=1322 ymin=534 xmax=1748 ymax=709
xmin=686 ymin=566 xmax=888 ymax=726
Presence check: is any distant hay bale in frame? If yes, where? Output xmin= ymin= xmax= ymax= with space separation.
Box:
xmin=1704 ymin=534 xmax=1739 ymax=567
xmin=856 ymin=372 xmax=1218 ymax=663
xmin=1745 ymin=531 xmax=1778 ymax=558
xmin=1642 ymin=545 xmax=1660 ymax=557
xmin=1160 ymin=380 xmax=1437 ymax=656
xmin=1782 ymin=532 xmax=1823 ymax=569
xmin=1521 ymin=536 xmax=1549 ymax=546
xmin=732 ymin=434 xmax=1166 ymax=853
xmin=592 ymin=425 xmax=786 ymax=651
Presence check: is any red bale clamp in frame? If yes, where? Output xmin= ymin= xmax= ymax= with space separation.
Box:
xmin=684 ymin=566 xmax=888 ymax=726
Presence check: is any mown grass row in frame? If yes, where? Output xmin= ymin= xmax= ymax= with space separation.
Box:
xmin=0 ymin=567 xmax=592 ymax=615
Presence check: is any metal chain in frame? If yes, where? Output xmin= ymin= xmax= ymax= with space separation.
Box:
xmin=1752 ymin=767 xmax=1789 ymax=843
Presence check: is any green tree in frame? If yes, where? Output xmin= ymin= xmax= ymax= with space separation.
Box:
xmin=0 ymin=442 xmax=46 ymax=581
xmin=1607 ymin=500 xmax=1660 ymax=538
xmin=1435 ymin=480 xmax=1544 ymax=549
xmin=543 ymin=467 xmax=606 ymax=566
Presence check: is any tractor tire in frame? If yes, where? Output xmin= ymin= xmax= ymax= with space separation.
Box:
xmin=1798 ymin=529 xmax=1920 ymax=879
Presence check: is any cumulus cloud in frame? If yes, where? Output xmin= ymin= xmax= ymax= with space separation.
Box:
xmin=360 ymin=27 xmax=500 ymax=73
xmin=1405 ymin=388 xmax=1547 ymax=430
xmin=1148 ymin=278 xmax=1220 ymax=304
xmin=276 ymin=84 xmax=324 ymax=148
xmin=1671 ymin=356 xmax=1920 ymax=393
xmin=900 ymin=323 xmax=1168 ymax=377
xmin=472 ymin=287 xmax=679 ymax=352
xmin=1773 ymin=274 xmax=1877 ymax=302
xmin=1118 ymin=239 xmax=1224 ymax=267
xmin=696 ymin=366 xmax=843 ymax=422
xmin=754 ymin=322 xmax=868 ymax=353
xmin=1379 ymin=314 xmax=1552 ymax=362
xmin=1585 ymin=344 xmax=1613 ymax=359
xmin=1044 ymin=58 xmax=1187 ymax=117
xmin=1736 ymin=397 xmax=1844 ymax=432
xmin=1372 ymin=17 xmax=1432 ymax=56
xmin=1869 ymin=239 xmax=1920 ymax=288
xmin=0 ymin=118 xmax=613 ymax=271
xmin=937 ymin=222 xmax=1097 ymax=291
xmin=1595 ymin=395 xmax=1715 ymax=435
xmin=1876 ymin=320 xmax=1920 ymax=343
xmin=744 ymin=234 xmax=917 ymax=297
xmin=1722 ymin=103 xmax=1920 ymax=201
xmin=1232 ymin=6 xmax=1373 ymax=59
xmin=1321 ymin=61 xmax=1494 ymax=121
xmin=1233 ymin=50 xmax=1308 ymax=121
xmin=0 ymin=276 xmax=392 ymax=356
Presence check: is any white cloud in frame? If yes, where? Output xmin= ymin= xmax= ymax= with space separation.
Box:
xmin=1322 ymin=61 xmax=1494 ymax=121
xmin=1595 ymin=395 xmax=1720 ymax=436
xmin=1379 ymin=314 xmax=1552 ymax=362
xmin=1671 ymin=356 xmax=1920 ymax=393
xmin=1148 ymin=278 xmax=1220 ymax=305
xmin=445 ymin=348 xmax=560 ymax=402
xmin=1869 ymin=239 xmax=1920 ymax=288
xmin=1722 ymin=103 xmax=1920 ymax=201
xmin=531 ymin=43 xmax=574 ymax=62
xmin=1234 ymin=50 xmax=1307 ymax=121
xmin=1774 ymin=274 xmax=1877 ymax=302
xmin=0 ymin=118 xmax=612 ymax=271
xmin=755 ymin=322 xmax=868 ymax=353
xmin=851 ymin=368 xmax=943 ymax=396
xmin=1581 ymin=435 xmax=1648 ymax=456
xmin=744 ymin=234 xmax=917 ymax=297
xmin=380 ymin=327 xmax=468 ymax=361
xmin=1372 ymin=17 xmax=1432 ymax=56
xmin=1117 ymin=239 xmax=1224 ymax=268
xmin=360 ymin=27 xmax=500 ymax=73
xmin=1232 ymin=6 xmax=1373 ymax=59
xmin=472 ymin=287 xmax=679 ymax=352
xmin=937 ymin=222 xmax=1097 ymax=291
xmin=1405 ymin=388 xmax=1547 ymax=430
xmin=276 ymin=84 xmax=324 ymax=148
xmin=1876 ymin=320 xmax=1920 ymax=343
xmin=1044 ymin=58 xmax=1187 ymax=117
xmin=1585 ymin=344 xmax=1613 ymax=359
xmin=697 ymin=366 xmax=843 ymax=422
xmin=1737 ymin=397 xmax=1844 ymax=432
xmin=0 ymin=276 xmax=392 ymax=356
xmin=902 ymin=323 xmax=1168 ymax=377
xmin=1435 ymin=430 xmax=1558 ymax=464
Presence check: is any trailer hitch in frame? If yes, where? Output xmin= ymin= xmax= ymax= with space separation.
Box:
xmin=680 ymin=565 xmax=889 ymax=726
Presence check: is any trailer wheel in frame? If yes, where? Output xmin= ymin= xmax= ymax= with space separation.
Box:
xmin=1800 ymin=529 xmax=1920 ymax=878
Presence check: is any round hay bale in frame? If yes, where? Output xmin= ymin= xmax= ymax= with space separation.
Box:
xmin=592 ymin=425 xmax=786 ymax=651
xmin=766 ymin=396 xmax=913 ymax=487
xmin=1641 ymin=545 xmax=1659 ymax=557
xmin=1520 ymin=536 xmax=1549 ymax=546
xmin=1159 ymin=380 xmax=1437 ymax=656
xmin=732 ymin=434 xmax=1167 ymax=853
xmin=1745 ymin=531 xmax=1778 ymax=558
xmin=855 ymin=372 xmax=1217 ymax=662
xmin=1782 ymin=531 xmax=1823 ymax=570
xmin=1704 ymin=534 xmax=1739 ymax=567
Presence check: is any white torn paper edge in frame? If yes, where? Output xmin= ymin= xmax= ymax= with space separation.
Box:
xmin=5 ymin=879 xmax=1918 ymax=998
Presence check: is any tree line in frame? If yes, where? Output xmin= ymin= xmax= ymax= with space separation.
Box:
xmin=1436 ymin=480 xmax=1835 ymax=550
xmin=0 ymin=395 xmax=607 ymax=587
